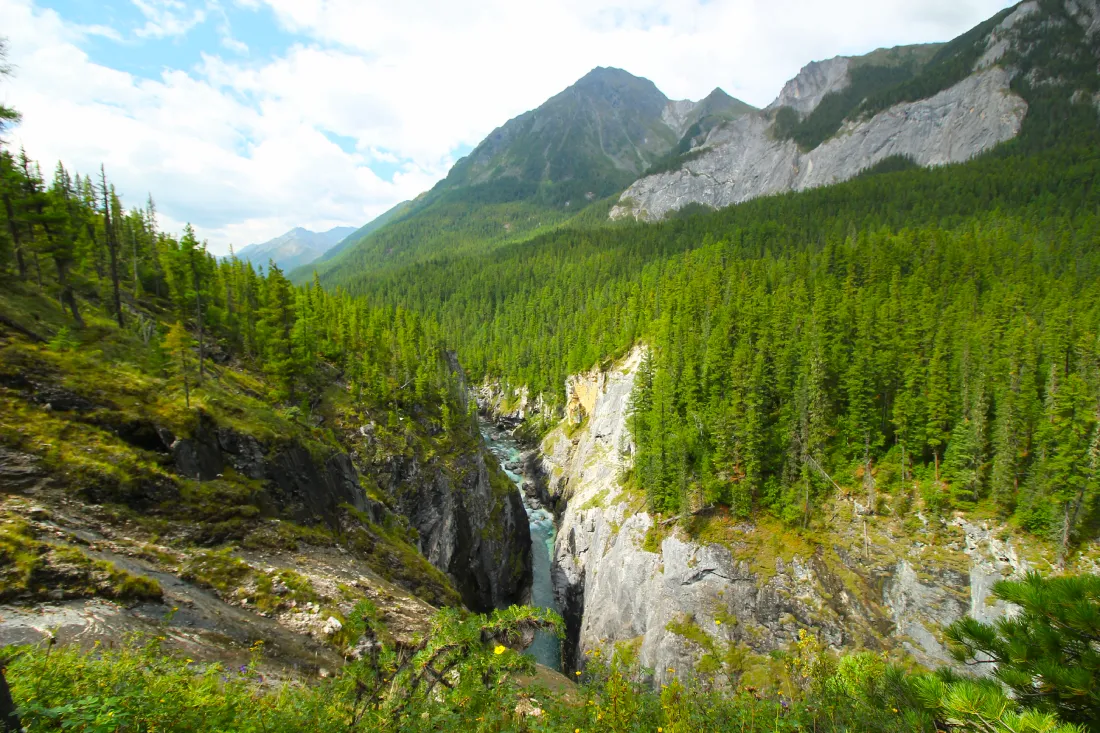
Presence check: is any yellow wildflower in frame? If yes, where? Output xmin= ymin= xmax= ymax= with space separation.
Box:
xmin=715 ymin=619 xmax=722 ymax=625
xmin=494 ymin=645 xmax=506 ymax=655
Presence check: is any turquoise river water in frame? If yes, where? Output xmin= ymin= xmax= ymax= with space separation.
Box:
xmin=481 ymin=422 xmax=561 ymax=670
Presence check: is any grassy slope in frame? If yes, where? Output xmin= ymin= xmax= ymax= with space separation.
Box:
xmin=0 ymin=281 xmax=461 ymax=613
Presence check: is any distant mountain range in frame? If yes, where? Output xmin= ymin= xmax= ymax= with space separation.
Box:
xmin=312 ymin=201 xmax=413 ymax=265
xmin=232 ymin=226 xmax=357 ymax=272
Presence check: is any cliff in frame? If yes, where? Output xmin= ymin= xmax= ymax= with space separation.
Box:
xmin=610 ymin=67 xmax=1026 ymax=222
xmin=540 ymin=347 xmax=1084 ymax=685
xmin=0 ymin=307 xmax=531 ymax=673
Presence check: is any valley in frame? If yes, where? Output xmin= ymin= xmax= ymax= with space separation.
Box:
xmin=3 ymin=0 xmax=1100 ymax=731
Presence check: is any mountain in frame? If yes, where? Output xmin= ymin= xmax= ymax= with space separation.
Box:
xmin=612 ymin=0 xmax=1100 ymax=220
xmin=312 ymin=201 xmax=413 ymax=265
xmin=311 ymin=68 xmax=756 ymax=278
xmin=8 ymin=1 xmax=1100 ymax=727
xmin=435 ymin=66 xmax=680 ymax=208
xmin=233 ymin=225 xmax=356 ymax=272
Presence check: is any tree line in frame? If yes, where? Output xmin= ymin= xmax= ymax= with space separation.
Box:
xmin=0 ymin=144 xmax=467 ymax=430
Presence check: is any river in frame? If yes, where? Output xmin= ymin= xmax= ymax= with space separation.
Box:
xmin=480 ymin=420 xmax=561 ymax=671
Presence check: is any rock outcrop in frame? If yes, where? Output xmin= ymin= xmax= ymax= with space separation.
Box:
xmin=611 ymin=67 xmax=1027 ymax=222
xmin=366 ymin=441 xmax=532 ymax=612
xmin=119 ymin=406 xmax=530 ymax=613
xmin=542 ymin=347 xmax=1040 ymax=684
xmin=765 ymin=57 xmax=851 ymax=116
xmin=477 ymin=383 xmax=545 ymax=423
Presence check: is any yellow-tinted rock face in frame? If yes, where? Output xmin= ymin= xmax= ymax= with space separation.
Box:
xmin=565 ymin=369 xmax=605 ymax=425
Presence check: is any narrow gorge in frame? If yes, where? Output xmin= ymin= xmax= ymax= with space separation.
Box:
xmin=484 ymin=348 xmax=1078 ymax=684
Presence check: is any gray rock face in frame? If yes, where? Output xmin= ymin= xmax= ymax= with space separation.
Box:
xmin=476 ymin=382 xmax=548 ymax=423
xmin=169 ymin=415 xmax=224 ymax=482
xmin=662 ymin=99 xmax=699 ymax=137
xmin=883 ymin=560 xmax=968 ymax=667
xmin=1067 ymin=0 xmax=1100 ymax=36
xmin=353 ymin=427 xmax=531 ymax=612
xmin=766 ymin=57 xmax=851 ymax=116
xmin=611 ymin=67 xmax=1027 ymax=222
xmin=955 ymin=519 xmax=1029 ymax=626
xmin=543 ymin=348 xmax=1035 ymax=684
xmin=977 ymin=1 xmax=1040 ymax=69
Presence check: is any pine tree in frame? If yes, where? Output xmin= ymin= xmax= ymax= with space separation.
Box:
xmin=99 ymin=166 xmax=123 ymax=327
xmin=945 ymin=572 xmax=1100 ymax=730
xmin=925 ymin=327 xmax=952 ymax=483
xmin=259 ymin=262 xmax=297 ymax=401
xmin=179 ymin=224 xmax=207 ymax=381
xmin=0 ymin=152 xmax=27 ymax=279
xmin=163 ymin=321 xmax=196 ymax=408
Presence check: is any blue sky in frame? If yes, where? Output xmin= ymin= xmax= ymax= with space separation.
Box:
xmin=1 ymin=0 xmax=1016 ymax=253
xmin=36 ymin=0 xmax=293 ymax=76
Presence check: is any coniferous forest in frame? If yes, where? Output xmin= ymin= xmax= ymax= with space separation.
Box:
xmin=320 ymin=137 xmax=1100 ymax=558
xmin=6 ymin=3 xmax=1100 ymax=731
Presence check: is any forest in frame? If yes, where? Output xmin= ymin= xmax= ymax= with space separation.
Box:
xmin=3 ymin=7 xmax=1100 ymax=729
xmin=318 ymin=127 xmax=1100 ymax=558
xmin=0 ymin=144 xmax=469 ymax=429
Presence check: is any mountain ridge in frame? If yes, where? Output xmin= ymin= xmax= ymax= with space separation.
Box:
xmin=233 ymin=225 xmax=356 ymax=272
xmin=310 ymin=68 xmax=755 ymax=279
xmin=612 ymin=0 xmax=1100 ymax=221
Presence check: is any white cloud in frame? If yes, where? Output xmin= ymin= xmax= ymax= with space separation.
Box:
xmin=0 ymin=0 xmax=1016 ymax=255
xmin=133 ymin=0 xmax=206 ymax=39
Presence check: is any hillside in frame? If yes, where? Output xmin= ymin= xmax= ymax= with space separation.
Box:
xmin=233 ymin=225 xmax=356 ymax=272
xmin=309 ymin=2 xmax=1100 ymax=685
xmin=308 ymin=67 xmax=754 ymax=279
xmin=0 ymin=147 xmax=534 ymax=676
xmin=6 ymin=1 xmax=1100 ymax=731
xmin=612 ymin=0 xmax=1100 ymax=219
xmin=309 ymin=200 xmax=413 ymax=266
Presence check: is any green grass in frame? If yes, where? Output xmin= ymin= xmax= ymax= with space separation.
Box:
xmin=180 ymin=548 xmax=327 ymax=614
xmin=0 ymin=515 xmax=161 ymax=603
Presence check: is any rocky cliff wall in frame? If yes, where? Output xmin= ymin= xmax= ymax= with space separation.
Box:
xmin=112 ymin=405 xmax=530 ymax=613
xmin=542 ymin=347 xmax=1048 ymax=685
xmin=371 ymin=438 xmax=530 ymax=612
xmin=610 ymin=66 xmax=1026 ymax=222
xmin=343 ymin=417 xmax=531 ymax=613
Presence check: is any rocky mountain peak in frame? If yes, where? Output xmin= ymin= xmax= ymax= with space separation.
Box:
xmin=560 ymin=66 xmax=669 ymax=116
xmin=430 ymin=66 xmax=680 ymax=206
xmin=766 ymin=56 xmax=851 ymax=116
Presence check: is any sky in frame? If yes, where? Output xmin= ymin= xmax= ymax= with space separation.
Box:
xmin=0 ymin=0 xmax=1017 ymax=255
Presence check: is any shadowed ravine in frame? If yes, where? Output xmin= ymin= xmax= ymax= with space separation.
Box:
xmin=480 ymin=421 xmax=561 ymax=671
